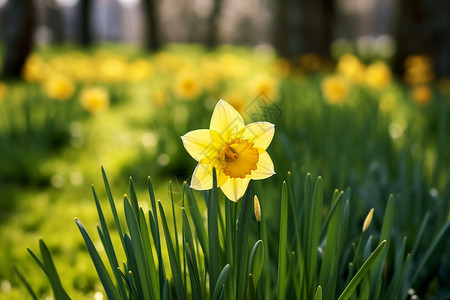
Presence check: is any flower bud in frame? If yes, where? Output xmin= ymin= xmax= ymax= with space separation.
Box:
xmin=362 ymin=208 xmax=374 ymax=232
xmin=254 ymin=195 xmax=261 ymax=222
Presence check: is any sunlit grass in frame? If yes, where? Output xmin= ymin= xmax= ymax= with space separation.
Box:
xmin=0 ymin=43 xmax=449 ymax=299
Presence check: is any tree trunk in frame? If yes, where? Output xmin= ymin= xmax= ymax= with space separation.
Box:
xmin=393 ymin=0 xmax=450 ymax=78
xmin=142 ymin=0 xmax=161 ymax=51
xmin=1 ymin=0 xmax=35 ymax=80
xmin=48 ymin=4 xmax=64 ymax=44
xmin=274 ymin=0 xmax=335 ymax=58
xmin=274 ymin=0 xmax=289 ymax=57
xmin=79 ymin=0 xmax=92 ymax=46
xmin=299 ymin=0 xmax=334 ymax=55
xmin=206 ymin=0 xmax=224 ymax=48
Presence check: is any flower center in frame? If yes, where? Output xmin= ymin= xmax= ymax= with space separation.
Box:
xmin=219 ymin=138 xmax=259 ymax=179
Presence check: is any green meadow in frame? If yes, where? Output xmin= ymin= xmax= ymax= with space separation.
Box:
xmin=0 ymin=45 xmax=449 ymax=299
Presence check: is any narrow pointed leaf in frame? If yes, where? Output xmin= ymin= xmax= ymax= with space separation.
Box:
xmin=248 ymin=240 xmax=264 ymax=286
xmin=13 ymin=266 xmax=38 ymax=300
xmin=212 ymin=264 xmax=230 ymax=300
xmin=75 ymin=218 xmax=121 ymax=300
xmin=277 ymin=182 xmax=288 ymax=300
xmin=159 ymin=201 xmax=187 ymax=300
xmin=338 ymin=240 xmax=387 ymax=300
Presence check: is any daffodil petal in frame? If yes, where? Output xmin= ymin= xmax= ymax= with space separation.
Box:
xmin=250 ymin=151 xmax=275 ymax=180
xmin=217 ymin=168 xmax=229 ymax=187
xmin=220 ymin=177 xmax=251 ymax=202
xmin=190 ymin=163 xmax=213 ymax=190
xmin=182 ymin=129 xmax=218 ymax=163
xmin=210 ymin=99 xmax=245 ymax=141
xmin=242 ymin=122 xmax=275 ymax=150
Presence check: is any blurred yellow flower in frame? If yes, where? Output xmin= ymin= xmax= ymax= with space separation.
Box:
xmin=321 ymin=76 xmax=349 ymax=104
xmin=98 ymin=55 xmax=128 ymax=82
xmin=365 ymin=61 xmax=392 ymax=90
xmin=128 ymin=59 xmax=154 ymax=82
xmin=181 ymin=100 xmax=275 ymax=201
xmin=250 ymin=75 xmax=278 ymax=100
xmin=70 ymin=56 xmax=95 ymax=82
xmin=404 ymin=55 xmax=434 ymax=85
xmin=0 ymin=82 xmax=8 ymax=101
xmin=174 ymin=72 xmax=202 ymax=100
xmin=23 ymin=54 xmax=46 ymax=82
xmin=219 ymin=54 xmax=249 ymax=78
xmin=79 ymin=87 xmax=109 ymax=113
xmin=412 ymin=85 xmax=432 ymax=105
xmin=337 ymin=54 xmax=365 ymax=83
xmin=49 ymin=56 xmax=68 ymax=74
xmin=44 ymin=75 xmax=75 ymax=101
xmin=299 ymin=53 xmax=322 ymax=72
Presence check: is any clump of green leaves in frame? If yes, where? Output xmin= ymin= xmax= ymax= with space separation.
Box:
xmin=17 ymin=167 xmax=449 ymax=300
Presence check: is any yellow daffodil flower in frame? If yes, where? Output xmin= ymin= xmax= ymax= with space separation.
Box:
xmin=337 ymin=54 xmax=365 ymax=83
xmin=250 ymin=75 xmax=278 ymax=100
xmin=182 ymin=100 xmax=275 ymax=201
xmin=321 ymin=76 xmax=349 ymax=104
xmin=0 ymin=82 xmax=8 ymax=101
xmin=412 ymin=85 xmax=432 ymax=105
xmin=174 ymin=72 xmax=202 ymax=100
xmin=44 ymin=75 xmax=75 ymax=101
xmin=79 ymin=87 xmax=109 ymax=113
xmin=365 ymin=61 xmax=392 ymax=90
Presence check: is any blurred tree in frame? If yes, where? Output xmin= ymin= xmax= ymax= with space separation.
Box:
xmin=206 ymin=0 xmax=224 ymax=48
xmin=48 ymin=1 xmax=64 ymax=44
xmin=79 ymin=0 xmax=92 ymax=45
xmin=275 ymin=0 xmax=335 ymax=58
xmin=1 ymin=0 xmax=35 ymax=79
xmin=275 ymin=0 xmax=289 ymax=57
xmin=393 ymin=0 xmax=450 ymax=77
xmin=142 ymin=0 xmax=161 ymax=50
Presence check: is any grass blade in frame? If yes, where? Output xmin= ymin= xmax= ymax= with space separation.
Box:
xmin=92 ymin=186 xmax=127 ymax=299
xmin=370 ymin=195 xmax=394 ymax=298
xmin=185 ymin=184 xmax=209 ymax=262
xmin=411 ymin=220 xmax=450 ymax=284
xmin=277 ymin=182 xmax=288 ymax=299
xmin=212 ymin=264 xmax=230 ymax=300
xmin=319 ymin=188 xmax=344 ymax=300
xmin=75 ymin=218 xmax=121 ymax=300
xmin=124 ymin=197 xmax=154 ymax=300
xmin=248 ymin=240 xmax=264 ymax=286
xmin=307 ymin=177 xmax=323 ymax=296
xmin=235 ymin=182 xmax=255 ymax=300
xmin=101 ymin=167 xmax=125 ymax=242
xmin=169 ymin=181 xmax=181 ymax=267
xmin=139 ymin=208 xmax=160 ymax=299
xmin=35 ymin=240 xmax=70 ymax=300
xmin=147 ymin=176 xmax=166 ymax=293
xmin=159 ymin=200 xmax=187 ymax=300
xmin=314 ymin=285 xmax=322 ymax=300
xmin=13 ymin=265 xmax=38 ymax=300
xmin=338 ymin=240 xmax=387 ymax=300
xmin=129 ymin=178 xmax=140 ymax=224
xmin=182 ymin=209 xmax=202 ymax=300
xmin=208 ymin=169 xmax=221 ymax=292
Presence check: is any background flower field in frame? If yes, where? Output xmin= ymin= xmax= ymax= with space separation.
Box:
xmin=0 ymin=43 xmax=449 ymax=299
